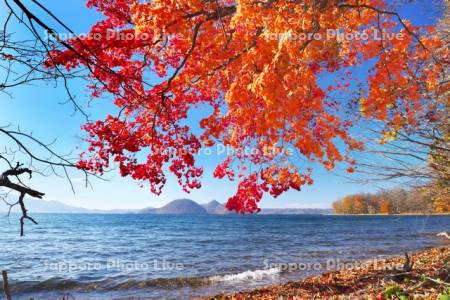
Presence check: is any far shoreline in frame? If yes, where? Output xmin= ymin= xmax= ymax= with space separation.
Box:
xmin=332 ymin=213 xmax=450 ymax=216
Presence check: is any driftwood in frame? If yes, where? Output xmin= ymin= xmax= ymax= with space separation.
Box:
xmin=403 ymin=252 xmax=414 ymax=272
xmin=389 ymin=252 xmax=415 ymax=282
xmin=2 ymin=270 xmax=12 ymax=300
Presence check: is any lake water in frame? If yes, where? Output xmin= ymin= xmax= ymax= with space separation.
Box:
xmin=0 ymin=214 xmax=448 ymax=299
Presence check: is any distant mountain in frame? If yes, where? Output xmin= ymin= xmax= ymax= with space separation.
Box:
xmin=0 ymin=198 xmax=92 ymax=214
xmin=0 ymin=198 xmax=136 ymax=214
xmin=201 ymin=200 xmax=233 ymax=215
xmin=0 ymin=198 xmax=332 ymax=215
xmin=141 ymin=200 xmax=333 ymax=215
xmin=140 ymin=199 xmax=208 ymax=215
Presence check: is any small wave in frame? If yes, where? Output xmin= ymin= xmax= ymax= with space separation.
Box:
xmin=112 ymin=277 xmax=205 ymax=289
xmin=207 ymin=268 xmax=281 ymax=283
xmin=3 ymin=269 xmax=282 ymax=294
xmin=6 ymin=278 xmax=81 ymax=293
xmin=4 ymin=277 xmax=206 ymax=293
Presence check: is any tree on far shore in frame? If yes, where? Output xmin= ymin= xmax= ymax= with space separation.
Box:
xmin=332 ymin=187 xmax=448 ymax=215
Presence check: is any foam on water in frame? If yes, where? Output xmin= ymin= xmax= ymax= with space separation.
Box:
xmin=208 ymin=268 xmax=281 ymax=283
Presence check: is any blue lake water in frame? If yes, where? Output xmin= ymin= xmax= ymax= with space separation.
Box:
xmin=0 ymin=214 xmax=449 ymax=299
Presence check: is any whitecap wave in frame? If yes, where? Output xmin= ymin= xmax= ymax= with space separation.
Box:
xmin=207 ymin=268 xmax=281 ymax=283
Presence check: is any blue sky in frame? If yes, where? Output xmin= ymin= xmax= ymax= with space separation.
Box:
xmin=0 ymin=0 xmax=440 ymax=210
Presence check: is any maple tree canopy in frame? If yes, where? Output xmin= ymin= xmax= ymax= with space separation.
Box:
xmin=47 ymin=0 xmax=447 ymax=213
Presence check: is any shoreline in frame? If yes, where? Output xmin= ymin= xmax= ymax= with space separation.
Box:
xmin=201 ymin=245 xmax=450 ymax=300
xmin=332 ymin=213 xmax=450 ymax=216
xmin=3 ymin=245 xmax=449 ymax=299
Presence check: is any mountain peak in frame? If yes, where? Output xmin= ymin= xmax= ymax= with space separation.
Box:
xmin=143 ymin=199 xmax=208 ymax=215
xmin=202 ymin=200 xmax=232 ymax=215
xmin=207 ymin=200 xmax=221 ymax=205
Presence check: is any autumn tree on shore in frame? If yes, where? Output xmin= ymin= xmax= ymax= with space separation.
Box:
xmin=42 ymin=0 xmax=447 ymax=213
xmin=354 ymin=1 xmax=449 ymax=210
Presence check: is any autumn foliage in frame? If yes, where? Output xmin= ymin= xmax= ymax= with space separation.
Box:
xmin=332 ymin=188 xmax=449 ymax=215
xmin=46 ymin=0 xmax=447 ymax=213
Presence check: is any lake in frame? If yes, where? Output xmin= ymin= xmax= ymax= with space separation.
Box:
xmin=0 ymin=214 xmax=448 ymax=299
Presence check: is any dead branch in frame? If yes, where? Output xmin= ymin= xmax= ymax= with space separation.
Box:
xmin=0 ymin=162 xmax=44 ymax=236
